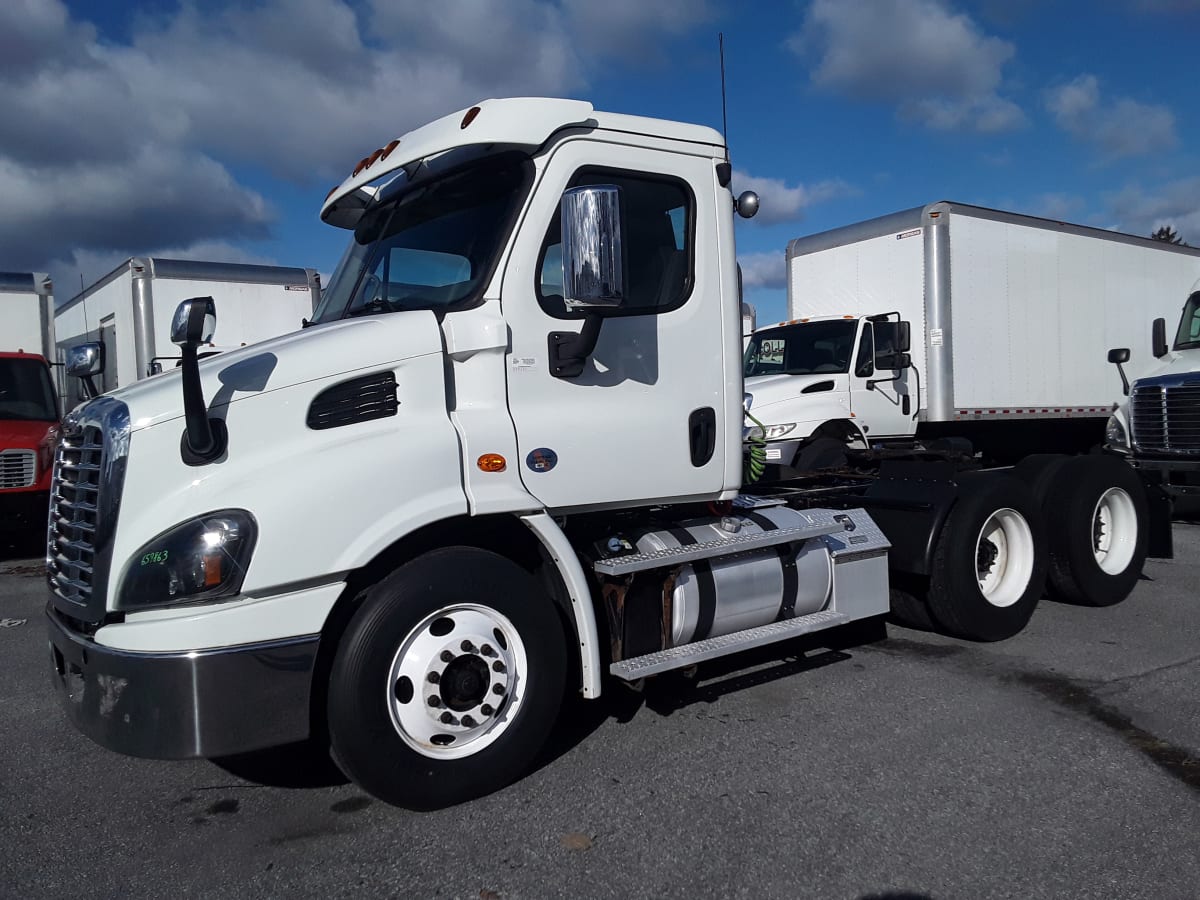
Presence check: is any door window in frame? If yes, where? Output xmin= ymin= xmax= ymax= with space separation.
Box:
xmin=536 ymin=168 xmax=693 ymax=317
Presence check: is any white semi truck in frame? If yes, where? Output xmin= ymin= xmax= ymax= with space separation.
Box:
xmin=54 ymin=257 xmax=320 ymax=407
xmin=44 ymin=99 xmax=1173 ymax=810
xmin=1107 ymin=279 xmax=1200 ymax=498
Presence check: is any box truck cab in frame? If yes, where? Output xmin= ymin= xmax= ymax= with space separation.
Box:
xmin=1 ymin=273 xmax=59 ymax=538
xmin=1107 ymin=279 xmax=1200 ymax=497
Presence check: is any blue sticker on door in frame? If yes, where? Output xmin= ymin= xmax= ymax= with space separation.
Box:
xmin=526 ymin=448 xmax=558 ymax=473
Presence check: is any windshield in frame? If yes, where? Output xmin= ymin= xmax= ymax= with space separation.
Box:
xmin=0 ymin=357 xmax=58 ymax=421
xmin=312 ymin=152 xmax=531 ymax=323
xmin=1174 ymin=292 xmax=1200 ymax=351
xmin=744 ymin=320 xmax=858 ymax=377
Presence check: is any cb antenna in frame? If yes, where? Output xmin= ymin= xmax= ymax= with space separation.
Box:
xmin=719 ymin=33 xmax=730 ymax=161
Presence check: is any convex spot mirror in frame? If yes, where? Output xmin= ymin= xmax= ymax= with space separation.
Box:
xmin=560 ymin=185 xmax=624 ymax=310
xmin=66 ymin=342 xmax=105 ymax=378
xmin=171 ymin=297 xmax=217 ymax=346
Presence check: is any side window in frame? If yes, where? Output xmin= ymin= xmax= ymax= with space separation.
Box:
xmin=537 ymin=168 xmax=693 ymax=317
xmin=854 ymin=325 xmax=874 ymax=378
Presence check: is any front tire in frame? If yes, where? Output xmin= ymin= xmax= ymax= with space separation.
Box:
xmin=926 ymin=473 xmax=1047 ymax=641
xmin=1043 ymin=455 xmax=1148 ymax=607
xmin=327 ymin=547 xmax=568 ymax=809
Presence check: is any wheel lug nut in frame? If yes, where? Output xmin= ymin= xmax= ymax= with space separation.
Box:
xmin=492 ymin=660 xmax=506 ymax=674
xmin=461 ymin=640 xmax=477 ymax=653
xmin=426 ymin=672 xmax=440 ymax=684
xmin=427 ymin=696 xmax=442 ymax=708
xmin=481 ymin=644 xmax=496 ymax=658
xmin=481 ymin=704 xmax=494 ymax=716
xmin=439 ymin=712 xmax=458 ymax=725
xmin=440 ymin=650 xmax=455 ymax=663
xmin=492 ymin=684 xmax=505 ymax=696
xmin=461 ymin=715 xmax=477 ymax=728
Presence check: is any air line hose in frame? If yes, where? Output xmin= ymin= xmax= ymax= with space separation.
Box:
xmin=744 ymin=410 xmax=768 ymax=483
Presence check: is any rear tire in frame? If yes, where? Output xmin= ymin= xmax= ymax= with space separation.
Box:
xmin=1043 ymin=455 xmax=1148 ymax=607
xmin=327 ymin=547 xmax=567 ymax=809
xmin=926 ymin=473 xmax=1047 ymax=641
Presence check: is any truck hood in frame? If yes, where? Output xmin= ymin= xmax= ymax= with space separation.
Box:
xmin=1133 ymin=351 xmax=1200 ymax=384
xmin=745 ymin=372 xmax=846 ymax=413
xmin=110 ymin=312 xmax=443 ymax=433
xmin=0 ymin=417 xmax=57 ymax=449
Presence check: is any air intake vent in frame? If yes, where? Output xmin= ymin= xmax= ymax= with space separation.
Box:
xmin=307 ymin=371 xmax=399 ymax=430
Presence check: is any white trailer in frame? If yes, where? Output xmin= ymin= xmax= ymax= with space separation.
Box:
xmin=54 ymin=258 xmax=319 ymax=406
xmin=1 ymin=271 xmax=55 ymax=360
xmin=43 ymin=100 xmax=1176 ymax=812
xmin=744 ymin=201 xmax=1200 ymax=467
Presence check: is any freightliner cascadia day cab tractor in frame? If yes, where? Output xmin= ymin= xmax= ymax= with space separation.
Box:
xmin=45 ymin=99 xmax=1173 ymax=809
xmin=1107 ymin=278 xmax=1200 ymax=499
xmin=1 ymin=272 xmax=60 ymax=541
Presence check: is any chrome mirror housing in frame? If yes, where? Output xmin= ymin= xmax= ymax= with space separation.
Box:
xmin=66 ymin=342 xmax=105 ymax=378
xmin=560 ymin=185 xmax=624 ymax=310
xmin=171 ymin=297 xmax=217 ymax=346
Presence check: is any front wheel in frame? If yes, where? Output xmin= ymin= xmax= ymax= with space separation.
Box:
xmin=327 ymin=547 xmax=568 ymax=809
xmin=925 ymin=473 xmax=1048 ymax=641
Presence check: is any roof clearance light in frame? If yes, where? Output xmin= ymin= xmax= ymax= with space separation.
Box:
xmin=477 ymin=453 xmax=506 ymax=472
xmin=365 ymin=147 xmax=384 ymax=169
xmin=379 ymin=139 xmax=401 ymax=161
xmin=324 ymin=185 xmax=338 ymax=201
xmin=352 ymin=155 xmax=371 ymax=176
xmin=461 ymin=106 xmax=481 ymax=129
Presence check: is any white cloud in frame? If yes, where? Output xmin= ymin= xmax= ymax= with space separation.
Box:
xmin=1105 ymin=177 xmax=1200 ymax=243
xmin=1045 ymin=74 xmax=1177 ymax=159
xmin=791 ymin=0 xmax=1025 ymax=133
xmin=738 ymin=251 xmax=787 ymax=290
xmin=731 ymin=170 xmax=856 ymax=225
xmin=0 ymin=0 xmax=712 ymax=277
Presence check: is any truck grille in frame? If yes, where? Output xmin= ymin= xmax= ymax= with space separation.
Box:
xmin=0 ymin=449 xmax=36 ymax=488
xmin=47 ymin=398 xmax=130 ymax=624
xmin=1131 ymin=378 xmax=1200 ymax=455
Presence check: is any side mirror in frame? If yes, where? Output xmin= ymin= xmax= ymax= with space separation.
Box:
xmin=66 ymin=342 xmax=105 ymax=378
xmin=560 ymin=185 xmax=623 ymax=310
xmin=171 ymin=296 xmax=216 ymax=346
xmin=735 ymin=191 xmax=759 ymax=219
xmin=1152 ymin=317 xmax=1169 ymax=358
xmin=1108 ymin=347 xmax=1131 ymax=395
xmin=66 ymin=342 xmax=105 ymax=400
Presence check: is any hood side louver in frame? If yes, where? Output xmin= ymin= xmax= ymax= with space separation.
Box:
xmin=307 ymin=371 xmax=399 ymax=430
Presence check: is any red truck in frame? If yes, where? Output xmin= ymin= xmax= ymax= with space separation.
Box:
xmin=1 ymin=274 xmax=60 ymax=547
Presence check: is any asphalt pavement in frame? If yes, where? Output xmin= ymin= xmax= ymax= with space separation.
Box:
xmin=2 ymin=524 xmax=1198 ymax=900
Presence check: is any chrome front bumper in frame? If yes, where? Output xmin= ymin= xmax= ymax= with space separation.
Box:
xmin=46 ymin=606 xmax=319 ymax=759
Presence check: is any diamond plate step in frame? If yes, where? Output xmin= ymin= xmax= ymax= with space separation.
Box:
xmin=593 ymin=522 xmax=842 ymax=576
xmin=609 ymin=609 xmax=850 ymax=680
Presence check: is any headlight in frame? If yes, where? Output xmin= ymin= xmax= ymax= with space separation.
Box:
xmin=745 ymin=422 xmax=798 ymax=441
xmin=116 ymin=510 xmax=257 ymax=611
xmin=1105 ymin=414 xmax=1129 ymax=451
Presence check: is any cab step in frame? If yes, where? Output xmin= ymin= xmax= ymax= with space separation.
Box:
xmin=609 ymin=609 xmax=850 ymax=680
xmin=593 ymin=521 xmax=842 ymax=576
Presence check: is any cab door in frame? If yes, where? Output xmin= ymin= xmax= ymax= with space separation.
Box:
xmin=501 ymin=139 xmax=733 ymax=510
xmin=849 ymin=319 xmax=916 ymax=440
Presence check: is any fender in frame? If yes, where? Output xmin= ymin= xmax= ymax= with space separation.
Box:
xmin=520 ymin=511 xmax=603 ymax=698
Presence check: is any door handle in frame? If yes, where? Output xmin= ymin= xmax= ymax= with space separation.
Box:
xmin=688 ymin=407 xmax=716 ymax=467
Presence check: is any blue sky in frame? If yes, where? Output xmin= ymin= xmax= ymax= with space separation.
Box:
xmin=2 ymin=0 xmax=1198 ymax=324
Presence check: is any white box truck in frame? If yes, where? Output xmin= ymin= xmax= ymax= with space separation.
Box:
xmin=54 ymin=257 xmax=320 ymax=407
xmin=1 ymin=272 xmax=59 ymax=539
xmin=42 ymin=100 xmax=1175 ymax=811
xmin=1106 ymin=278 xmax=1200 ymax=498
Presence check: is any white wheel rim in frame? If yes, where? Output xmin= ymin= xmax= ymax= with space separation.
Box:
xmin=1092 ymin=487 xmax=1137 ymax=575
xmin=975 ymin=508 xmax=1035 ymax=608
xmin=386 ymin=604 xmax=528 ymax=761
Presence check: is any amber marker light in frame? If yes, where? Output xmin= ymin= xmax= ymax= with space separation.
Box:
xmin=379 ymin=139 xmax=401 ymax=160
xmin=461 ymin=106 xmax=481 ymax=129
xmin=477 ymin=453 xmax=507 ymax=472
